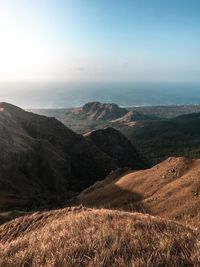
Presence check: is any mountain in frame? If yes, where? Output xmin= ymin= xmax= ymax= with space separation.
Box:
xmin=0 ymin=207 xmax=199 ymax=267
xmin=77 ymin=157 xmax=200 ymax=227
xmin=122 ymin=112 xmax=200 ymax=165
xmin=0 ymin=102 xmax=142 ymax=211
xmin=29 ymin=103 xmax=200 ymax=136
xmin=30 ymin=104 xmax=200 ymax=122
xmin=1 ymin=103 xmax=200 ymax=266
xmin=84 ymin=127 xmax=144 ymax=169
xmin=30 ymin=102 xmax=159 ymax=134
xmin=73 ymin=101 xmax=128 ymax=121
xmin=111 ymin=110 xmax=159 ymax=127
xmin=27 ymin=104 xmax=200 ymax=167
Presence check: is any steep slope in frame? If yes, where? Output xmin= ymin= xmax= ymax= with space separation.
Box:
xmin=0 ymin=103 xmax=73 ymax=209
xmin=0 ymin=207 xmax=199 ymax=267
xmin=111 ymin=110 xmax=158 ymax=126
xmin=73 ymin=101 xmax=128 ymax=121
xmin=30 ymin=104 xmax=200 ymax=136
xmin=0 ymin=103 xmax=140 ymax=210
xmin=84 ymin=127 xmax=144 ymax=169
xmin=77 ymin=157 xmax=200 ymax=227
xmin=122 ymin=112 xmax=200 ymax=165
xmin=30 ymin=102 xmax=160 ymax=134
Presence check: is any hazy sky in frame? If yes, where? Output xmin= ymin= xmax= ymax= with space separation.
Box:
xmin=0 ymin=0 xmax=200 ymax=83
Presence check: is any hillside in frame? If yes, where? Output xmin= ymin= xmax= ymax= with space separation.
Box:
xmin=130 ymin=104 xmax=200 ymax=118
xmin=84 ymin=127 xmax=145 ymax=169
xmin=29 ymin=103 xmax=200 ymax=134
xmin=0 ymin=102 xmax=141 ymax=211
xmin=74 ymin=101 xmax=128 ymax=121
xmin=27 ymin=106 xmax=200 ymax=166
xmin=0 ymin=207 xmax=199 ymax=267
xmin=77 ymin=157 xmax=200 ymax=227
xmin=30 ymin=102 xmax=158 ymax=133
xmin=122 ymin=112 xmax=200 ymax=165
xmin=111 ymin=110 xmax=158 ymax=126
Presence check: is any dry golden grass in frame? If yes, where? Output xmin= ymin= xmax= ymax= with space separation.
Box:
xmin=0 ymin=206 xmax=199 ymax=267
xmin=77 ymin=157 xmax=200 ymax=227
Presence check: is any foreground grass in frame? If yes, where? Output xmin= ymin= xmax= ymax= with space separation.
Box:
xmin=0 ymin=207 xmax=199 ymax=267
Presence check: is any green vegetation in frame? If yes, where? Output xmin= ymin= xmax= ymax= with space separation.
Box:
xmin=122 ymin=113 xmax=200 ymax=166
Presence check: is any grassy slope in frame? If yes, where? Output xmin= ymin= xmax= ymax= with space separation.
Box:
xmin=0 ymin=207 xmax=199 ymax=267
xmin=77 ymin=157 xmax=200 ymax=227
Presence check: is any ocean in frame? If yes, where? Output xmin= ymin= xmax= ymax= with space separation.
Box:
xmin=0 ymin=81 xmax=200 ymax=108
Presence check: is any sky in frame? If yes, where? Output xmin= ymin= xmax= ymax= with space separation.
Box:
xmin=0 ymin=0 xmax=200 ymax=83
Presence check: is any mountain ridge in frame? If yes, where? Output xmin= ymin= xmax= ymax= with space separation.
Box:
xmin=0 ymin=102 xmax=142 ymax=211
xmin=73 ymin=101 xmax=128 ymax=121
xmin=77 ymin=156 xmax=200 ymax=226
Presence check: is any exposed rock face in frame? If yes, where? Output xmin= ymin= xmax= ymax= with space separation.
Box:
xmin=0 ymin=103 xmax=141 ymax=210
xmin=73 ymin=102 xmax=128 ymax=121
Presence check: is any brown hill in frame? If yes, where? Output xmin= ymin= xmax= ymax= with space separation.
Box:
xmin=72 ymin=101 xmax=128 ymax=121
xmin=0 ymin=207 xmax=199 ymax=267
xmin=111 ymin=110 xmax=158 ymax=127
xmin=0 ymin=102 xmax=141 ymax=210
xmin=77 ymin=157 xmax=200 ymax=227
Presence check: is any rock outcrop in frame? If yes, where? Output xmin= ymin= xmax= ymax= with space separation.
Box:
xmin=73 ymin=102 xmax=128 ymax=121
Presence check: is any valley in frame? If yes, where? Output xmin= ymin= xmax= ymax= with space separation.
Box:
xmin=1 ymin=0 xmax=200 ymax=265
xmin=31 ymin=102 xmax=200 ymax=166
xmin=30 ymin=102 xmax=200 ymax=133
xmin=1 ymin=101 xmax=200 ymax=266
xmin=0 ymin=102 xmax=143 ymax=212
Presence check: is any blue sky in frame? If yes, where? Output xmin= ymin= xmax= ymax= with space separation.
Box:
xmin=0 ymin=0 xmax=200 ymax=83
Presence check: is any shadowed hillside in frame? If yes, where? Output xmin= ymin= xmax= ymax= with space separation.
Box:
xmin=0 ymin=207 xmax=199 ymax=267
xmin=122 ymin=113 xmax=200 ymax=165
xmin=0 ymin=102 xmax=142 ymax=211
xmin=84 ymin=127 xmax=145 ymax=169
xmin=30 ymin=104 xmax=200 ymax=167
xmin=77 ymin=157 xmax=200 ymax=227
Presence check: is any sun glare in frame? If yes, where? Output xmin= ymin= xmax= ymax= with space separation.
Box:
xmin=0 ymin=21 xmax=50 ymax=81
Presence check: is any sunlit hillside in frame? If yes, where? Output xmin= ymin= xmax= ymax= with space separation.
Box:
xmin=0 ymin=207 xmax=199 ymax=267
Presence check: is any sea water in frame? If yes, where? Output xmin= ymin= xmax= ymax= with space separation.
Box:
xmin=0 ymin=81 xmax=200 ymax=108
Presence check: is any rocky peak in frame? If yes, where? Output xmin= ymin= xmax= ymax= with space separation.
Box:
xmin=78 ymin=102 xmax=128 ymax=121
